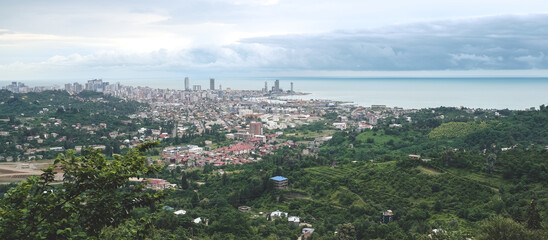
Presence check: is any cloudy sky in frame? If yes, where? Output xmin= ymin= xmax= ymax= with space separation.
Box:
xmin=1 ymin=0 xmax=548 ymax=80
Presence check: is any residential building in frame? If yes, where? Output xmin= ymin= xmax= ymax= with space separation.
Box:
xmin=143 ymin=178 xmax=174 ymax=190
xmin=288 ymin=216 xmax=300 ymax=226
xmin=302 ymin=228 xmax=315 ymax=239
xmin=382 ymin=210 xmax=394 ymax=224
xmin=270 ymin=176 xmax=288 ymax=189
xmin=369 ymin=116 xmax=378 ymax=125
xmin=174 ymin=210 xmax=187 ymax=215
xmin=333 ymin=122 xmax=347 ymax=130
xmin=249 ymin=121 xmax=263 ymax=135
xmin=408 ymin=154 xmax=421 ymax=160
xmin=270 ymin=210 xmax=287 ymax=220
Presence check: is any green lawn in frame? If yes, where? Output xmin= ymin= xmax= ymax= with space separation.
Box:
xmin=445 ymin=168 xmax=507 ymax=190
xmin=356 ymin=130 xmax=399 ymax=145
xmin=417 ymin=166 xmax=443 ymax=175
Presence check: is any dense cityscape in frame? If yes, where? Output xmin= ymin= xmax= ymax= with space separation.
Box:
xmin=0 ymin=79 xmax=419 ymax=166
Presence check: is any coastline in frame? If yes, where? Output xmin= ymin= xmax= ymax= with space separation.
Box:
xmin=2 ymin=77 xmax=547 ymax=110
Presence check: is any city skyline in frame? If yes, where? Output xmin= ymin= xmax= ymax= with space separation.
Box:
xmin=1 ymin=1 xmax=547 ymax=80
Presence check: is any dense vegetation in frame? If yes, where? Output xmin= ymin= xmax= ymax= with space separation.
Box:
xmin=0 ymin=90 xmax=144 ymax=123
xmin=98 ymin=105 xmax=546 ymax=239
xmin=0 ymin=90 xmax=153 ymax=158
xmin=0 ymin=142 xmax=166 ymax=239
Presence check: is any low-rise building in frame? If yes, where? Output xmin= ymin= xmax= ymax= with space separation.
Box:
xmin=270 ymin=176 xmax=288 ymax=189
xmin=302 ymin=228 xmax=315 ymax=239
xmin=143 ymin=178 xmax=174 ymax=190
xmin=381 ymin=210 xmax=394 ymax=224
xmin=270 ymin=210 xmax=287 ymax=220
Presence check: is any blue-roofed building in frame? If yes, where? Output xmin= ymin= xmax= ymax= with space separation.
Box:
xmin=270 ymin=176 xmax=288 ymax=189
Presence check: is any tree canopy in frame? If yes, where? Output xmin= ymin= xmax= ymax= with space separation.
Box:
xmin=0 ymin=141 xmax=166 ymax=239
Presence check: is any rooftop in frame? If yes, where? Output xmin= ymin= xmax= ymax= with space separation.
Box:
xmin=270 ymin=176 xmax=288 ymax=181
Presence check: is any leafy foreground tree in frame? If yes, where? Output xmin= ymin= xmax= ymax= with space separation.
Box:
xmin=477 ymin=216 xmax=547 ymax=240
xmin=336 ymin=223 xmax=356 ymax=240
xmin=0 ymin=141 xmax=167 ymax=239
xmin=526 ymin=198 xmax=542 ymax=230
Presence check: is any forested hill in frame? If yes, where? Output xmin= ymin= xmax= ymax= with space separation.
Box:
xmin=0 ymin=90 xmax=147 ymax=159
xmin=0 ymin=89 xmax=145 ymax=122
xmin=320 ymin=106 xmax=548 ymax=165
xmin=413 ymin=106 xmax=548 ymax=150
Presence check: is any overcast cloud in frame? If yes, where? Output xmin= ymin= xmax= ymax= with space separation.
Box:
xmin=1 ymin=0 xmax=547 ymax=80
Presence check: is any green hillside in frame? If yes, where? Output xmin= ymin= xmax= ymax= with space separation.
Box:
xmin=428 ymin=121 xmax=488 ymax=139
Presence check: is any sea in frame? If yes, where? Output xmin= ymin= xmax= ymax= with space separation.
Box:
xmin=2 ymin=77 xmax=547 ymax=110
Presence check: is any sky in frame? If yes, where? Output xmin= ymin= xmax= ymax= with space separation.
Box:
xmin=1 ymin=0 xmax=548 ymax=81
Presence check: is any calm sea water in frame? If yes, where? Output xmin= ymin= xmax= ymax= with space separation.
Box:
xmin=2 ymin=77 xmax=547 ymax=110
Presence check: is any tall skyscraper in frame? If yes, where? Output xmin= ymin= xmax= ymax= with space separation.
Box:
xmin=210 ymin=78 xmax=215 ymax=90
xmin=274 ymin=79 xmax=280 ymax=92
xmin=264 ymin=81 xmax=268 ymax=92
xmin=249 ymin=122 xmax=263 ymax=135
xmin=65 ymin=83 xmax=72 ymax=93
xmin=290 ymin=82 xmax=294 ymax=92
xmin=184 ymin=77 xmax=190 ymax=91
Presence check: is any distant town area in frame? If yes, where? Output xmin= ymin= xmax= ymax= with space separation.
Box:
xmin=0 ymin=78 xmax=422 ymax=177
xmin=0 ymin=78 xmax=524 ymax=179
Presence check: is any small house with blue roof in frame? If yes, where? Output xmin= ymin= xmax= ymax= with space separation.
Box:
xmin=270 ymin=176 xmax=288 ymax=189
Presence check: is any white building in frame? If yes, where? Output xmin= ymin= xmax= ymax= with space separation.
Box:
xmin=333 ymin=122 xmax=347 ymax=130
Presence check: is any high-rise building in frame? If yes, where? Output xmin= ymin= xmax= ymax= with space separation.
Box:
xmin=264 ymin=81 xmax=268 ymax=92
xmin=274 ymin=79 xmax=280 ymax=92
xmin=290 ymin=82 xmax=294 ymax=92
xmin=73 ymin=82 xmax=83 ymax=93
xmin=249 ymin=122 xmax=263 ymax=135
xmin=184 ymin=77 xmax=190 ymax=91
xmin=193 ymin=85 xmax=201 ymax=91
xmin=65 ymin=83 xmax=72 ymax=93
xmin=85 ymin=79 xmax=109 ymax=92
xmin=3 ymin=82 xmax=27 ymax=93
xmin=210 ymin=78 xmax=215 ymax=90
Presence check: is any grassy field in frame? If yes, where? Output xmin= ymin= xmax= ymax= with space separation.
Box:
xmin=281 ymin=129 xmax=335 ymax=139
xmin=297 ymin=129 xmax=336 ymax=138
xmin=0 ymin=160 xmax=54 ymax=184
xmin=445 ymin=168 xmax=507 ymax=190
xmin=417 ymin=166 xmax=443 ymax=175
xmin=356 ymin=130 xmax=399 ymax=145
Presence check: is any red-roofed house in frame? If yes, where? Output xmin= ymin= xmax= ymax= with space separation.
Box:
xmin=143 ymin=178 xmax=174 ymax=190
xmin=227 ymin=144 xmax=254 ymax=155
